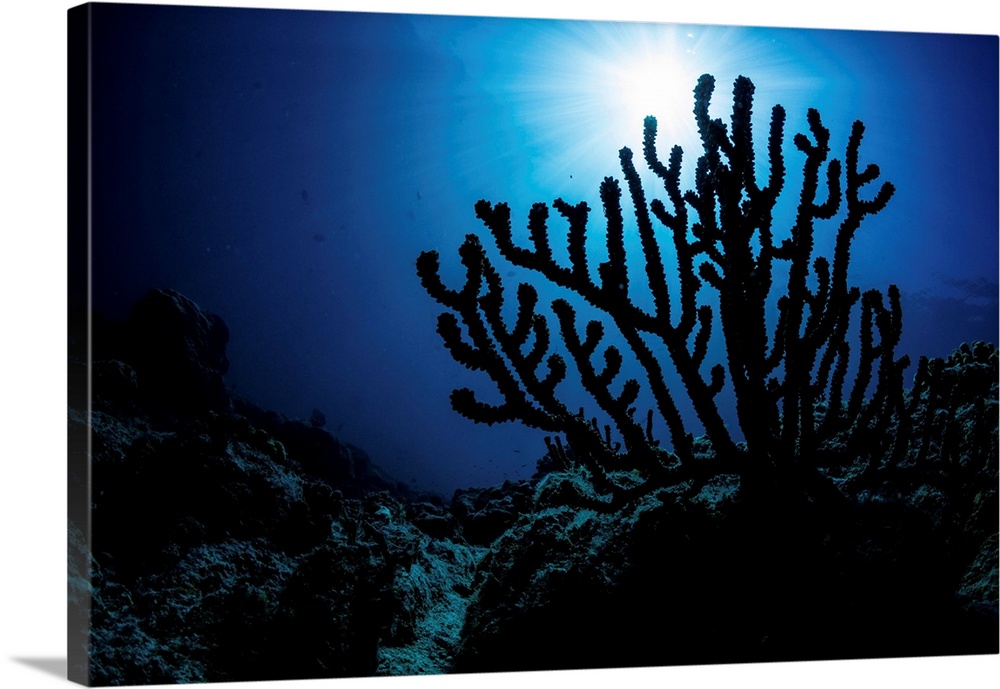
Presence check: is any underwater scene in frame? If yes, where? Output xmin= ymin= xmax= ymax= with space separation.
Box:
xmin=68 ymin=2 xmax=999 ymax=685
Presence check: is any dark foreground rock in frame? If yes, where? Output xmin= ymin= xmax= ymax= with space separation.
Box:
xmin=454 ymin=467 xmax=997 ymax=672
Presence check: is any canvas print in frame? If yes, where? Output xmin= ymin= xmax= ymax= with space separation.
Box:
xmin=67 ymin=2 xmax=999 ymax=685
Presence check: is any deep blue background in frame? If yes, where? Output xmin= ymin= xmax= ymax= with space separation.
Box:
xmin=89 ymin=4 xmax=998 ymax=495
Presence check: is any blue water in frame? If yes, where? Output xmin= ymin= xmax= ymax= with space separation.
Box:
xmin=89 ymin=5 xmax=998 ymax=496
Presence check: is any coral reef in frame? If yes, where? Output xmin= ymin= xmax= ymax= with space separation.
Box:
xmin=417 ymin=74 xmax=913 ymax=502
xmin=69 ymin=288 xmax=996 ymax=683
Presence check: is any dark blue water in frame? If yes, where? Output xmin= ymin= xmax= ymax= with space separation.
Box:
xmin=89 ymin=4 xmax=998 ymax=496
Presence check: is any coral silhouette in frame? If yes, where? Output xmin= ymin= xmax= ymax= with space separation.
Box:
xmin=417 ymin=74 xmax=918 ymax=501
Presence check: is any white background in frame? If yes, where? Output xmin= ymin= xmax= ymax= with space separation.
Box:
xmin=1 ymin=1 xmax=997 ymax=688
